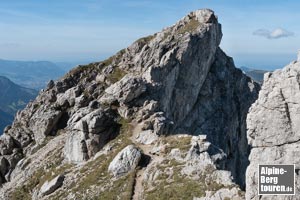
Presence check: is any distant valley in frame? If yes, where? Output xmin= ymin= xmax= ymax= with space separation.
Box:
xmin=0 ymin=76 xmax=38 ymax=132
xmin=0 ymin=59 xmax=73 ymax=90
xmin=240 ymin=66 xmax=269 ymax=84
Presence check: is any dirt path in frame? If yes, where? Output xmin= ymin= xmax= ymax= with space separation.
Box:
xmin=132 ymin=167 xmax=146 ymax=200
xmin=130 ymin=122 xmax=163 ymax=200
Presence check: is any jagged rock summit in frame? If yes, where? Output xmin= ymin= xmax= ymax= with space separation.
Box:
xmin=246 ymin=57 xmax=300 ymax=200
xmin=0 ymin=9 xmax=259 ymax=199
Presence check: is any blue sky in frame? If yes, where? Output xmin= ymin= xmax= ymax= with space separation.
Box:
xmin=0 ymin=0 xmax=299 ymax=70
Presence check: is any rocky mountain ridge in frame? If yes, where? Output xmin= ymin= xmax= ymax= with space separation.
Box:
xmin=0 ymin=9 xmax=261 ymax=200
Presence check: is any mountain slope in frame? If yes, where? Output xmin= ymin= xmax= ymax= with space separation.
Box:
xmin=0 ymin=59 xmax=66 ymax=89
xmin=0 ymin=9 xmax=259 ymax=200
xmin=0 ymin=76 xmax=37 ymax=132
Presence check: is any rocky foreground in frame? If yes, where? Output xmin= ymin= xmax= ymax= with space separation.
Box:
xmin=0 ymin=8 xmax=298 ymax=200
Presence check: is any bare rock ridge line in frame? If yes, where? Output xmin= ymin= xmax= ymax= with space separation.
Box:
xmin=246 ymin=58 xmax=300 ymax=200
xmin=0 ymin=9 xmax=260 ymax=199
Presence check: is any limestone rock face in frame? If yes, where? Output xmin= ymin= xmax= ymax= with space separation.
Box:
xmin=64 ymin=107 xmax=118 ymax=163
xmin=246 ymin=60 xmax=300 ymax=199
xmin=100 ymin=75 xmax=147 ymax=105
xmin=108 ymin=145 xmax=142 ymax=177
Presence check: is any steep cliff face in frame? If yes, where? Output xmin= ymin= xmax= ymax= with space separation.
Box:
xmin=0 ymin=9 xmax=259 ymax=199
xmin=246 ymin=59 xmax=300 ymax=200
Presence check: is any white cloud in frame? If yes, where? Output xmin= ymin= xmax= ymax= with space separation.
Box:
xmin=253 ymin=28 xmax=294 ymax=39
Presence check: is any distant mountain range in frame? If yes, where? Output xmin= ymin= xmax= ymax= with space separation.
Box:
xmin=0 ymin=76 xmax=37 ymax=132
xmin=0 ymin=59 xmax=73 ymax=90
xmin=240 ymin=66 xmax=269 ymax=84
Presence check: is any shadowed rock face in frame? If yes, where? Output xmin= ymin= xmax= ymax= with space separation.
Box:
xmin=246 ymin=60 xmax=300 ymax=200
xmin=0 ymin=9 xmax=260 ymax=199
xmin=179 ymin=48 xmax=260 ymax=188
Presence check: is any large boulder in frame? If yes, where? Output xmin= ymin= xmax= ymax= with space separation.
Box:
xmin=39 ymin=174 xmax=65 ymax=196
xmin=108 ymin=145 xmax=142 ymax=177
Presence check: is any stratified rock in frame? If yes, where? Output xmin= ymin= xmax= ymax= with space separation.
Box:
xmin=108 ymin=145 xmax=141 ymax=177
xmin=246 ymin=59 xmax=300 ymax=199
xmin=39 ymin=174 xmax=65 ymax=196
xmin=64 ymin=107 xmax=118 ymax=163
xmin=100 ymin=75 xmax=146 ymax=105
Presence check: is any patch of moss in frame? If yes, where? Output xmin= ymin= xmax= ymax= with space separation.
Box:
xmin=65 ymin=63 xmax=98 ymax=78
xmin=163 ymin=31 xmax=171 ymax=40
xmin=118 ymin=48 xmax=126 ymax=55
xmin=145 ymin=162 xmax=224 ymax=200
xmin=38 ymin=163 xmax=73 ymax=189
xmin=101 ymin=56 xmax=114 ymax=67
xmin=135 ymin=35 xmax=155 ymax=44
xmin=97 ymin=171 xmax=136 ymax=200
xmin=177 ymin=19 xmax=200 ymax=34
xmin=10 ymin=168 xmax=44 ymax=200
xmin=162 ymin=136 xmax=192 ymax=154
xmin=10 ymin=186 xmax=32 ymax=200
xmin=101 ymin=48 xmax=126 ymax=67
xmin=106 ymin=67 xmax=126 ymax=83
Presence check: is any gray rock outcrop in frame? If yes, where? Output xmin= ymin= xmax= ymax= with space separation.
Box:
xmin=181 ymin=135 xmax=227 ymax=178
xmin=64 ymin=107 xmax=118 ymax=163
xmin=246 ymin=59 xmax=300 ymax=199
xmin=39 ymin=174 xmax=65 ymax=196
xmin=100 ymin=75 xmax=147 ymax=105
xmin=108 ymin=145 xmax=142 ymax=177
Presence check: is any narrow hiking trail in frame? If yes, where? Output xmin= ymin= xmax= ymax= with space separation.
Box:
xmin=130 ymin=122 xmax=164 ymax=200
